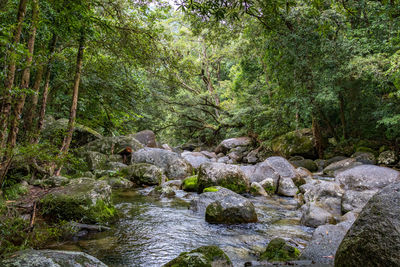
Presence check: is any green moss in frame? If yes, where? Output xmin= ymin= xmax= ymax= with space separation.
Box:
xmin=271 ymin=129 xmax=314 ymax=157
xmin=355 ymin=146 xmax=376 ymax=155
xmin=163 ymin=246 xmax=231 ymax=267
xmin=182 ymin=175 xmax=198 ymax=192
xmin=260 ymin=238 xmax=300 ymax=262
xmin=203 ymin=186 xmax=220 ymax=192
xmin=40 ymin=195 xmax=116 ymax=224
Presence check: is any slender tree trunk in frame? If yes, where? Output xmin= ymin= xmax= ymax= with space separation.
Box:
xmin=54 ymin=31 xmax=86 ymax=176
xmin=33 ymin=35 xmax=57 ymax=144
xmin=201 ymin=43 xmax=220 ymax=117
xmin=339 ymin=92 xmax=347 ymax=140
xmin=0 ymin=0 xmax=28 ymax=150
xmin=6 ymin=0 xmax=39 ymax=152
xmin=312 ymin=116 xmax=324 ymax=159
xmin=24 ymin=65 xmax=44 ymax=138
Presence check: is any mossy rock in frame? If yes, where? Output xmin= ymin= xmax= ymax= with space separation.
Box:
xmin=260 ymin=238 xmax=300 ymax=262
xmin=164 ymin=245 xmax=232 ymax=267
xmin=203 ymin=186 xmax=222 ymax=193
xmin=182 ymin=175 xmax=198 ymax=192
xmin=271 ymin=129 xmax=315 ymax=158
xmin=123 ymin=163 xmax=164 ymax=186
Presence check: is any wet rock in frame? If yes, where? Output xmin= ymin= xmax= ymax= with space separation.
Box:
xmin=0 ymin=249 xmax=107 ymax=267
xmin=341 ymin=189 xmax=378 ymax=213
xmin=162 ymin=180 xmax=182 ymax=190
xmin=351 ymin=151 xmax=376 ymax=165
xmin=323 ymin=158 xmax=362 ymax=176
xmin=300 ymin=220 xmax=354 ymax=265
xmin=182 ymin=175 xmax=199 ymax=192
xmin=335 ymin=165 xmax=400 ymax=191
xmin=134 ymin=130 xmax=157 ymax=148
xmin=300 ymin=202 xmax=336 ymax=228
xmin=132 ymin=148 xmax=192 ymax=180
xmin=290 ymin=159 xmax=318 ymax=172
xmin=271 ymin=128 xmax=315 ymax=158
xmin=190 ymin=187 xmax=236 ymax=213
xmin=239 ymin=163 xmax=279 ymax=187
xmin=99 ymin=176 xmax=133 ymax=189
xmin=335 ymin=182 xmax=400 ymax=266
xmin=378 ymin=150 xmax=398 ymax=165
xmin=149 ymin=185 xmax=176 ymax=198
xmin=181 ymin=151 xmax=211 ymax=169
xmin=40 ymin=178 xmax=114 ymax=223
xmin=164 ymin=246 xmax=233 ymax=267
xmin=250 ymin=182 xmax=269 ymax=197
xmin=260 ymin=238 xmax=300 ymax=262
xmin=205 ymin=193 xmax=257 ymax=224
xmin=85 ymin=151 xmax=107 ymax=170
xmin=85 ymin=135 xmax=143 ymax=155
xmin=197 ymin=162 xmax=250 ymax=194
xmin=215 ymin=137 xmax=252 ymax=154
xmin=277 ymin=178 xmax=297 ymax=197
xmin=123 ymin=163 xmax=164 ymax=186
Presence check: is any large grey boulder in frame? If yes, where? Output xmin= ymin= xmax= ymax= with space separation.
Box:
xmin=134 ymin=130 xmax=157 ymax=147
xmin=85 ymin=135 xmax=143 ymax=155
xmin=264 ymin=156 xmax=298 ymax=180
xmin=0 ymin=250 xmax=107 ymax=267
xmin=190 ymin=187 xmax=237 ymax=213
xmin=335 ymin=182 xmax=400 ymax=266
xmin=300 ymin=219 xmax=354 ymax=265
xmin=122 ymin=163 xmax=164 ymax=186
xmin=164 ymin=246 xmax=232 ymax=267
xmin=215 ymin=137 xmax=252 ymax=154
xmin=205 ymin=192 xmax=257 ymax=224
xmin=197 ymin=162 xmax=250 ymax=193
xmin=277 ymin=178 xmax=297 ymax=197
xmin=300 ymin=202 xmax=336 ymax=227
xmin=341 ymin=189 xmax=378 ymax=213
xmin=239 ymin=163 xmax=279 ymax=186
xmin=132 ymin=148 xmax=192 ymax=180
xmin=323 ymin=158 xmax=362 ymax=176
xmin=181 ymin=151 xmax=211 ymax=169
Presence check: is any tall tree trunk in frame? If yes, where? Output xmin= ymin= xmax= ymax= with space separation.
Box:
xmin=6 ymin=0 xmax=39 ymax=152
xmin=54 ymin=31 xmax=86 ymax=176
xmin=201 ymin=43 xmax=220 ymax=117
xmin=312 ymin=116 xmax=324 ymax=159
xmin=24 ymin=65 xmax=44 ymax=138
xmin=33 ymin=35 xmax=57 ymax=144
xmin=0 ymin=0 xmax=28 ymax=150
xmin=339 ymin=92 xmax=347 ymax=140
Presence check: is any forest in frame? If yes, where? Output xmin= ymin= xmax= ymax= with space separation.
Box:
xmin=0 ymin=0 xmax=400 ymax=266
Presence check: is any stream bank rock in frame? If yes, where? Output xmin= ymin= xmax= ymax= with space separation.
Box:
xmin=40 ymin=178 xmax=114 ymax=223
xmin=205 ymin=192 xmax=257 ymax=224
xmin=134 ymin=130 xmax=157 ymax=148
xmin=215 ymin=137 xmax=252 ymax=154
xmin=181 ymin=151 xmax=211 ymax=169
xmin=85 ymin=135 xmax=143 ymax=155
xmin=122 ymin=163 xmax=164 ymax=186
xmin=132 ymin=148 xmax=192 ymax=180
xmin=164 ymin=246 xmax=233 ymax=267
xmin=197 ymin=162 xmax=250 ymax=193
xmin=271 ymin=128 xmax=315 ymax=158
xmin=0 ymin=250 xmax=107 ymax=267
xmin=335 ymin=182 xmax=400 ymax=266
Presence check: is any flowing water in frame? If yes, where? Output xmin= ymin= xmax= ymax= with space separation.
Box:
xmin=52 ymin=188 xmax=314 ymax=266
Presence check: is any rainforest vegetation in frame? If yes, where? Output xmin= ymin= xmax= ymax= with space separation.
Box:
xmin=0 ymin=0 xmax=400 ymax=263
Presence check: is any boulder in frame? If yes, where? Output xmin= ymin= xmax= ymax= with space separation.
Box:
xmin=264 ymin=156 xmax=298 ymax=180
xmin=259 ymin=178 xmax=276 ymax=195
xmin=190 ymin=187 xmax=237 ymax=213
xmin=205 ymin=193 xmax=257 ymax=224
xmin=215 ymin=137 xmax=252 ymax=154
xmin=378 ymin=150 xmax=398 ymax=165
xmin=32 ymin=175 xmax=69 ymax=188
xmin=217 ymin=156 xmax=230 ymax=164
xmin=123 ymin=163 xmax=164 ymax=186
xmin=134 ymin=130 xmax=157 ymax=147
xmin=161 ymin=144 xmax=172 ymax=151
xmin=181 ymin=151 xmax=211 ymax=169
xmin=260 ymin=238 xmax=300 ymax=262
xmin=164 ymin=246 xmax=232 ymax=267
xmin=99 ymin=176 xmax=133 ymax=189
xmin=162 ymin=180 xmax=182 ymax=190
xmin=250 ymin=182 xmax=269 ymax=197
xmin=335 ymin=165 xmax=400 ymax=191
xmin=277 ymin=178 xmax=297 ymax=197
xmin=40 ymin=178 xmax=114 ymax=223
xmin=300 ymin=202 xmax=336 ymax=227
xmin=341 ymin=189 xmax=378 ymax=213
xmin=244 ymin=148 xmax=260 ymax=164
xmin=0 ymin=250 xmax=107 ymax=267
xmin=200 ymin=151 xmax=217 ymax=159
xmin=132 ymin=148 xmax=192 ymax=180
xmin=42 ymin=118 xmax=102 ymax=148
xmin=197 ymin=162 xmax=250 ymax=194
xmin=335 ymin=182 xmax=400 ymax=266
xmin=85 ymin=135 xmax=143 ymax=155
xmin=85 ymin=151 xmax=108 ymax=170
xmin=351 ymin=151 xmax=376 ymax=165
xmin=290 ymin=159 xmax=318 ymax=172
xmin=325 ymin=156 xmax=347 ymax=166
xmin=105 ymin=161 xmax=128 ymax=172
xmin=271 ymin=128 xmax=315 ymax=158
xmin=323 ymin=158 xmax=362 ymax=176
xmin=300 ymin=220 xmax=354 ymax=265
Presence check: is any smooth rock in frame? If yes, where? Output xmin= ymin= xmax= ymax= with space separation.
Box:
xmin=215 ymin=137 xmax=252 ymax=154
xmin=277 ymin=178 xmax=297 ymax=197
xmin=134 ymin=130 xmax=157 ymax=148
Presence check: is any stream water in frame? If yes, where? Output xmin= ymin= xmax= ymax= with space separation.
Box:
xmin=51 ymin=188 xmax=314 ymax=266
